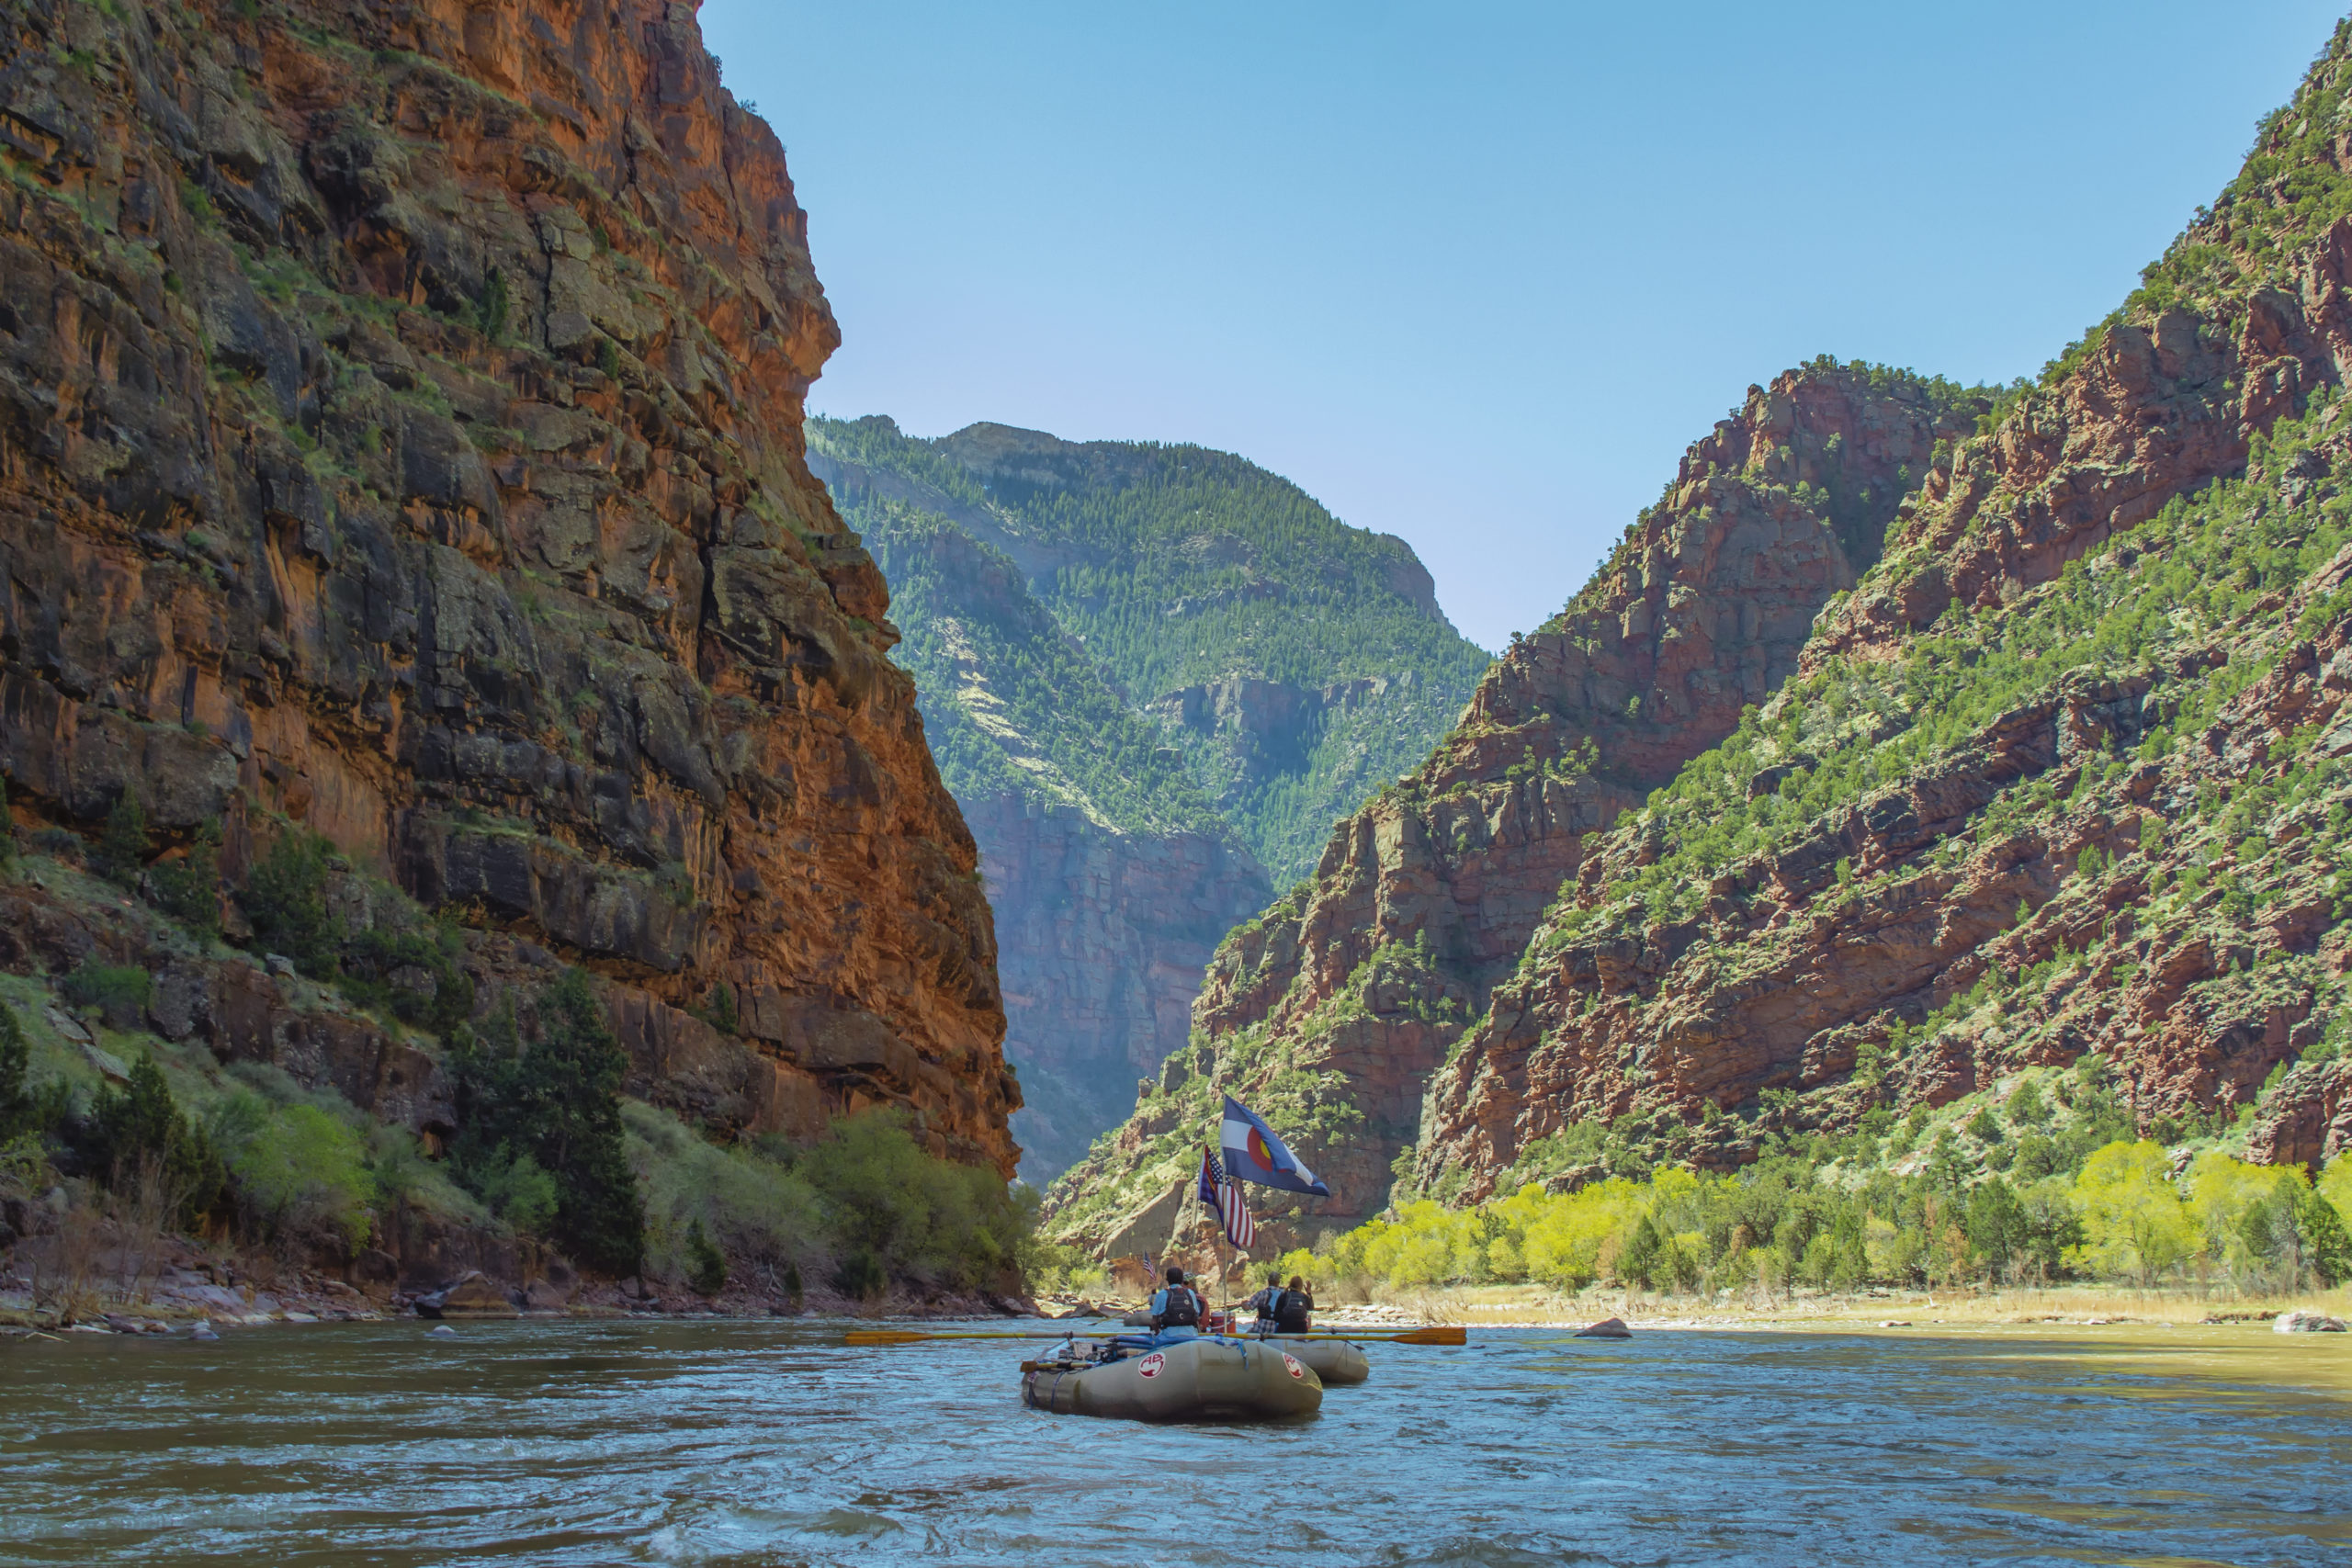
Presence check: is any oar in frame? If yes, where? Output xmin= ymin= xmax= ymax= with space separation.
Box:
xmin=844 ymin=1329 xmax=1092 ymax=1345
xmin=1274 ymin=1326 xmax=1466 ymax=1345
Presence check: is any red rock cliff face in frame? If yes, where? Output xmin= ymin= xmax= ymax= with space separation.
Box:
xmin=0 ymin=0 xmax=1019 ymax=1171
xmin=967 ymin=794 xmax=1270 ymax=1182
xmin=1046 ymin=366 xmax=1984 ymax=1248
xmin=1418 ymin=39 xmax=2352 ymax=1194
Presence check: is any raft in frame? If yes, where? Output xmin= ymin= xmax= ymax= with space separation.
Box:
xmin=1022 ymin=1335 xmax=1323 ymax=1421
xmin=1253 ymin=1332 xmax=1370 ymax=1385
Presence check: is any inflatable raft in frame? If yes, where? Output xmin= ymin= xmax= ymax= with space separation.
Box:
xmin=1022 ymin=1335 xmax=1322 ymax=1421
xmin=1254 ymin=1332 xmax=1370 ymax=1385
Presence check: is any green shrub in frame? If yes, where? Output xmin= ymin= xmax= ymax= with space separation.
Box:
xmin=91 ymin=794 xmax=148 ymax=887
xmin=62 ymin=962 xmax=153 ymax=1023
xmin=467 ymin=1145 xmax=560 ymax=1235
xmin=208 ymin=1092 xmax=376 ymax=1250
xmin=341 ymin=925 xmax=475 ymax=1037
xmin=685 ymin=1218 xmax=728 ymax=1296
xmin=2300 ymin=1182 xmax=2352 ymax=1285
xmin=475 ymin=266 xmax=510 ymax=342
xmin=86 ymin=1052 xmax=225 ymax=1226
xmin=451 ymin=970 xmax=645 ymax=1274
xmin=832 ymin=1249 xmax=885 ymax=1301
xmin=801 ymin=1109 xmax=1023 ymax=1292
xmin=690 ymin=981 xmax=739 ymax=1037
xmin=150 ymin=824 xmax=222 ymax=940
xmin=625 ymin=1101 xmax=816 ymax=1285
xmin=241 ymin=829 xmax=338 ymax=977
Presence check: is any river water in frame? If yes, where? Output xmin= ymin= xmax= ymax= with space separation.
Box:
xmin=2 ymin=1318 xmax=2346 ymax=1566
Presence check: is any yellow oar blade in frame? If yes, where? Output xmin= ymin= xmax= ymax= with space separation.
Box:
xmin=844 ymin=1329 xmax=1079 ymax=1345
xmin=1289 ymin=1325 xmax=1465 ymax=1345
xmin=1389 ymin=1325 xmax=1466 ymax=1346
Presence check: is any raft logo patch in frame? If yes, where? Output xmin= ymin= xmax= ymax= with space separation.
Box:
xmin=1282 ymin=1354 xmax=1305 ymax=1379
xmin=1136 ymin=1352 xmax=1167 ymax=1380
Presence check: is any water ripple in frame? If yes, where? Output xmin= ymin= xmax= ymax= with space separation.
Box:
xmin=1 ymin=1321 xmax=2346 ymax=1566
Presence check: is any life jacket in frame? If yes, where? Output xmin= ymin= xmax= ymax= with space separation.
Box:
xmin=1275 ymin=1289 xmax=1311 ymax=1333
xmin=1156 ymin=1284 xmax=1200 ymax=1327
xmin=1252 ymin=1288 xmax=1281 ymax=1322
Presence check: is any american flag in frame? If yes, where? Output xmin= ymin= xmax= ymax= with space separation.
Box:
xmin=1199 ymin=1144 xmax=1255 ymax=1250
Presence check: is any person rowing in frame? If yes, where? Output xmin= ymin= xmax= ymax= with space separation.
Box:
xmin=1249 ymin=1272 xmax=1284 ymax=1329
xmin=1149 ymin=1265 xmax=1203 ymax=1340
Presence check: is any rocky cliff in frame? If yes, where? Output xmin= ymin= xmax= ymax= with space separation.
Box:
xmin=0 ymin=0 xmax=1018 ymax=1176
xmin=965 ymin=794 xmax=1267 ymax=1181
xmin=1412 ymin=25 xmax=2352 ymax=1198
xmin=808 ymin=414 xmax=1485 ymax=1179
xmin=1045 ymin=364 xmax=1990 ymax=1253
xmin=804 ymin=446 xmax=1271 ymax=1179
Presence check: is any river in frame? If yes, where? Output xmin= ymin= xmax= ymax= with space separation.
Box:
xmin=2 ymin=1319 xmax=2346 ymax=1565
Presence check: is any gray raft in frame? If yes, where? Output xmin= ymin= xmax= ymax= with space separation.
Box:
xmin=1254 ymin=1333 xmax=1370 ymax=1385
xmin=1023 ymin=1337 xmax=1323 ymax=1421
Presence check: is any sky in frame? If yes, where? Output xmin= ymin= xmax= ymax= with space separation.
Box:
xmin=701 ymin=0 xmax=2346 ymax=654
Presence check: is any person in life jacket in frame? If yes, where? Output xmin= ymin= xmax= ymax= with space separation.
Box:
xmin=1276 ymin=1275 xmax=1314 ymax=1334
xmin=1149 ymin=1265 xmax=1203 ymax=1339
xmin=1250 ymin=1273 xmax=1284 ymax=1327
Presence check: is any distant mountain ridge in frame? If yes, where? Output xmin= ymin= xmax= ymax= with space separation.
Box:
xmin=808 ymin=416 xmax=1488 ymax=1178
xmin=810 ymin=416 xmax=1494 ymax=885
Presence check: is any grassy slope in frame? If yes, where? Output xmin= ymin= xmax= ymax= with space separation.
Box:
xmin=810 ymin=415 xmax=1493 ymax=882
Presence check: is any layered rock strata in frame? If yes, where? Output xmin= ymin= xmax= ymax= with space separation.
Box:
xmin=1046 ymin=365 xmax=1987 ymax=1251
xmin=0 ymin=0 xmax=1018 ymax=1171
xmin=967 ymin=795 xmax=1268 ymax=1181
xmin=1419 ymin=31 xmax=2352 ymax=1193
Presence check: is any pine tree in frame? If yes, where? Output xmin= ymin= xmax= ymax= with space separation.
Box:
xmin=88 ymin=1051 xmax=225 ymax=1225
xmin=92 ymin=794 xmax=148 ymax=887
xmin=451 ymin=969 xmax=646 ymax=1276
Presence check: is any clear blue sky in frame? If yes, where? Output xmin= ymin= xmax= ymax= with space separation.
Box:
xmin=701 ymin=1 xmax=2345 ymax=653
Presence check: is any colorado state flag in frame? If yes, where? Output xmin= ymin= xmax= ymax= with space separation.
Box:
xmin=1217 ymin=1094 xmax=1331 ymax=1196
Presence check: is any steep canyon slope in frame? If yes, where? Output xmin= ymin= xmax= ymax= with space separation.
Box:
xmin=807 ymin=461 xmax=1270 ymax=1179
xmin=0 ymin=0 xmax=1018 ymax=1184
xmin=1057 ymin=18 xmax=2352 ymax=1262
xmin=1046 ymin=364 xmax=1989 ymax=1253
xmin=810 ymin=414 xmax=1485 ymax=1178
xmin=1419 ymin=26 xmax=2352 ymax=1198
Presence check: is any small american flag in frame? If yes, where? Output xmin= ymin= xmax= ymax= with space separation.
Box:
xmin=1201 ymin=1144 xmax=1255 ymax=1250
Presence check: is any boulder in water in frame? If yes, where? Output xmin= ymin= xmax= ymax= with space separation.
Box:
xmin=2273 ymin=1310 xmax=2348 ymax=1333
xmin=1575 ymin=1316 xmax=1631 ymax=1339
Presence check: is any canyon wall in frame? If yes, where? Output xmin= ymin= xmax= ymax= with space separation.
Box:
xmin=1045 ymin=364 xmax=1989 ymax=1252
xmin=966 ymin=795 xmax=1268 ymax=1180
xmin=812 ymin=417 xmax=1493 ymax=1179
xmin=1418 ymin=30 xmax=2352 ymax=1196
xmin=0 ymin=0 xmax=1018 ymax=1174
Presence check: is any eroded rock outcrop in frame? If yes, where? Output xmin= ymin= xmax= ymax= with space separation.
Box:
xmin=0 ymin=0 xmax=1018 ymax=1171
xmin=968 ymin=795 xmax=1268 ymax=1180
xmin=1046 ymin=365 xmax=1987 ymax=1250
xmin=1416 ymin=32 xmax=2352 ymax=1197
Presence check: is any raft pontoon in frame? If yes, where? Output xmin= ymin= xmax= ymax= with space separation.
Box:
xmin=1021 ymin=1333 xmax=1323 ymax=1421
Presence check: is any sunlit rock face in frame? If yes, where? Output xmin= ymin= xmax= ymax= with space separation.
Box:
xmin=0 ymin=0 xmax=1019 ymax=1172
